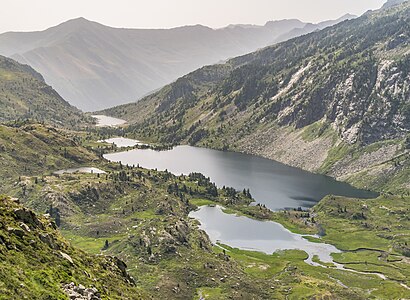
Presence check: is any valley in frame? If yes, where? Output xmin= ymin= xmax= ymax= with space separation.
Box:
xmin=1 ymin=119 xmax=408 ymax=299
xmin=0 ymin=0 xmax=409 ymax=299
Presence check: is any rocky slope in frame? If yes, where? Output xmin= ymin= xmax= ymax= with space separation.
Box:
xmin=0 ymin=196 xmax=141 ymax=299
xmin=0 ymin=55 xmax=90 ymax=127
xmin=103 ymin=2 xmax=410 ymax=193
xmin=0 ymin=16 xmax=353 ymax=111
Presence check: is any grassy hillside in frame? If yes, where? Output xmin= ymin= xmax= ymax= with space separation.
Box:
xmin=0 ymin=196 xmax=142 ymax=299
xmin=5 ymin=163 xmax=408 ymax=299
xmin=0 ymin=123 xmax=98 ymax=187
xmin=0 ymin=55 xmax=91 ymax=127
xmin=0 ymin=122 xmax=407 ymax=298
xmin=102 ymin=2 xmax=410 ymax=193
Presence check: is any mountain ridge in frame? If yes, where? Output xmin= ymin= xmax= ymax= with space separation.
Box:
xmin=274 ymin=13 xmax=356 ymax=43
xmin=0 ymin=15 xmax=354 ymax=111
xmin=102 ymin=1 xmax=410 ymax=193
xmin=0 ymin=55 xmax=90 ymax=127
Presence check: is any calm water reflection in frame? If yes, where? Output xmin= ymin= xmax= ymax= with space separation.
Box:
xmin=54 ymin=167 xmax=106 ymax=175
xmin=104 ymin=145 xmax=377 ymax=211
xmin=93 ymin=115 xmax=126 ymax=127
xmin=189 ymin=205 xmax=340 ymax=264
xmin=103 ymin=137 xmax=146 ymax=147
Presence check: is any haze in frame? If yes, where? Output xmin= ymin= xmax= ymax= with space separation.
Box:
xmin=1 ymin=0 xmax=386 ymax=33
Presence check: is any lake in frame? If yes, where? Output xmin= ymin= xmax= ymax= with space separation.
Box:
xmin=93 ymin=115 xmax=127 ymax=127
xmin=104 ymin=145 xmax=377 ymax=211
xmin=54 ymin=167 xmax=106 ymax=175
xmin=189 ymin=205 xmax=340 ymax=265
xmin=103 ymin=137 xmax=147 ymax=147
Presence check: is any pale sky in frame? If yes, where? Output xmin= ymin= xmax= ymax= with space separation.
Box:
xmin=0 ymin=0 xmax=386 ymax=33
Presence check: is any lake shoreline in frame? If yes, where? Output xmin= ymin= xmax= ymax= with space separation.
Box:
xmin=189 ymin=204 xmax=341 ymax=267
xmin=102 ymin=132 xmax=379 ymax=194
xmin=103 ymin=144 xmax=378 ymax=211
xmin=80 ymin=130 xmax=401 ymax=283
xmin=90 ymin=114 xmax=379 ymax=195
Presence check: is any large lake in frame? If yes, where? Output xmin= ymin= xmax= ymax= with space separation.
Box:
xmin=104 ymin=145 xmax=377 ymax=211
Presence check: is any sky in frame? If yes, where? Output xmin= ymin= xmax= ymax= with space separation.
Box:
xmin=0 ymin=0 xmax=386 ymax=33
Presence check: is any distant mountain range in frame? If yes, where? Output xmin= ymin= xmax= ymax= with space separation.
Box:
xmin=274 ymin=14 xmax=356 ymax=43
xmin=0 ymin=15 xmax=355 ymax=111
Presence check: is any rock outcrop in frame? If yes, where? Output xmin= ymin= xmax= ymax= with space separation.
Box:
xmin=62 ymin=283 xmax=101 ymax=300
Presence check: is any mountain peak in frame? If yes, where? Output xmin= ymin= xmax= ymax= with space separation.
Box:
xmin=264 ymin=19 xmax=305 ymax=29
xmin=51 ymin=17 xmax=102 ymax=32
xmin=70 ymin=16 xmax=88 ymax=22
xmin=338 ymin=13 xmax=357 ymax=20
xmin=60 ymin=17 xmax=93 ymax=25
xmin=181 ymin=24 xmax=212 ymax=30
xmin=225 ymin=24 xmax=261 ymax=30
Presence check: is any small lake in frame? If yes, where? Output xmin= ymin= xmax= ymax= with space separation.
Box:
xmin=103 ymin=137 xmax=147 ymax=148
xmin=104 ymin=145 xmax=377 ymax=211
xmin=189 ymin=205 xmax=340 ymax=265
xmin=93 ymin=115 xmax=127 ymax=127
xmin=54 ymin=167 xmax=106 ymax=175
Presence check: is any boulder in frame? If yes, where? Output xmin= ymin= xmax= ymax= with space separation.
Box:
xmin=60 ymin=251 xmax=74 ymax=265
xmin=19 ymin=222 xmax=31 ymax=232
xmin=13 ymin=208 xmax=44 ymax=230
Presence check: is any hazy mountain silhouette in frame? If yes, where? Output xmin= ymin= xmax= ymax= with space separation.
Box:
xmin=0 ymin=16 xmax=352 ymax=111
xmin=274 ymin=14 xmax=356 ymax=43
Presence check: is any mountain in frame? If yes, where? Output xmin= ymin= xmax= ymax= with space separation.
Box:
xmin=274 ymin=13 xmax=356 ymax=43
xmin=0 ymin=55 xmax=90 ymax=127
xmin=102 ymin=1 xmax=410 ymax=193
xmin=0 ymin=16 xmax=351 ymax=111
xmin=0 ymin=195 xmax=141 ymax=299
xmin=382 ymin=0 xmax=408 ymax=9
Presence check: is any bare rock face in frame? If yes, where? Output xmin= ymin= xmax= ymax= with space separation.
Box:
xmin=113 ymin=257 xmax=128 ymax=277
xmin=271 ymin=57 xmax=409 ymax=146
